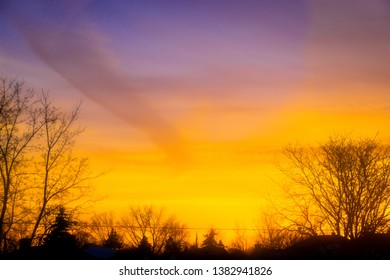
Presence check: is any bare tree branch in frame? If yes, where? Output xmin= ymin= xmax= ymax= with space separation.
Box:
xmin=280 ymin=135 xmax=390 ymax=240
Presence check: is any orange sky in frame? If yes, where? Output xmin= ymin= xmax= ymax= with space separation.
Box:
xmin=1 ymin=0 xmax=390 ymax=244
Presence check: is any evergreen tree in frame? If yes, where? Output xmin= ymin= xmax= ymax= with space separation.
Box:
xmin=200 ymin=228 xmax=228 ymax=258
xmin=163 ymin=236 xmax=183 ymax=258
xmin=102 ymin=228 xmax=123 ymax=249
xmin=136 ymin=235 xmax=153 ymax=259
xmin=202 ymin=228 xmax=219 ymax=248
xmin=44 ymin=207 xmax=78 ymax=254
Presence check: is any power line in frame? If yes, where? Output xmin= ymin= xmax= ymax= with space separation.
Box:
xmin=7 ymin=222 xmax=334 ymax=233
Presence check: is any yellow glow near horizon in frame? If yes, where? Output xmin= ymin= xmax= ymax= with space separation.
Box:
xmin=72 ymin=86 xmax=390 ymax=245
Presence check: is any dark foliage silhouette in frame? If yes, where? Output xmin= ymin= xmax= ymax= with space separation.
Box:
xmin=135 ymin=235 xmax=153 ymax=259
xmin=102 ymin=228 xmax=123 ymax=249
xmin=198 ymin=228 xmax=228 ymax=259
xmin=163 ymin=236 xmax=184 ymax=258
xmin=44 ymin=207 xmax=79 ymax=257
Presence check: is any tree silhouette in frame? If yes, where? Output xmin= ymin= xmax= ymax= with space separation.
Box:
xmin=231 ymin=223 xmax=251 ymax=252
xmin=30 ymin=94 xmax=92 ymax=246
xmin=163 ymin=236 xmax=183 ymax=258
xmin=281 ymin=135 xmax=390 ymax=239
xmin=0 ymin=76 xmax=43 ymax=252
xmin=256 ymin=210 xmax=303 ymax=249
xmin=0 ymin=76 xmax=94 ymax=251
xmin=87 ymin=212 xmax=117 ymax=246
xmin=136 ymin=235 xmax=153 ymax=259
xmin=44 ymin=207 xmax=78 ymax=254
xmin=102 ymin=228 xmax=123 ymax=249
xmin=120 ymin=205 xmax=188 ymax=255
xmin=200 ymin=228 xmax=227 ymax=258
xmin=202 ymin=228 xmax=219 ymax=248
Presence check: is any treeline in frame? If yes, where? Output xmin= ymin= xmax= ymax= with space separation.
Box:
xmin=4 ymin=205 xmax=390 ymax=260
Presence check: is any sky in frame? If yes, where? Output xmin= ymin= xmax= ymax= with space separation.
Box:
xmin=1 ymin=0 xmax=390 ymax=243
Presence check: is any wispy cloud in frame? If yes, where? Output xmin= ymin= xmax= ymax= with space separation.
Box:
xmin=2 ymin=0 xmax=190 ymax=166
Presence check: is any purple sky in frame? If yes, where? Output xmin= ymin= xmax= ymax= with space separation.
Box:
xmin=0 ymin=0 xmax=308 ymax=159
xmin=1 ymin=0 xmax=390 ymax=156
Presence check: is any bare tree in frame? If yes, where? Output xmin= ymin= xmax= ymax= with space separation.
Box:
xmin=231 ymin=223 xmax=251 ymax=252
xmin=29 ymin=94 xmax=91 ymax=245
xmin=0 ymin=75 xmax=94 ymax=251
xmin=256 ymin=210 xmax=303 ymax=249
xmin=87 ymin=212 xmax=117 ymax=246
xmin=281 ymin=135 xmax=390 ymax=239
xmin=0 ymin=77 xmax=42 ymax=251
xmin=120 ymin=205 xmax=188 ymax=255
